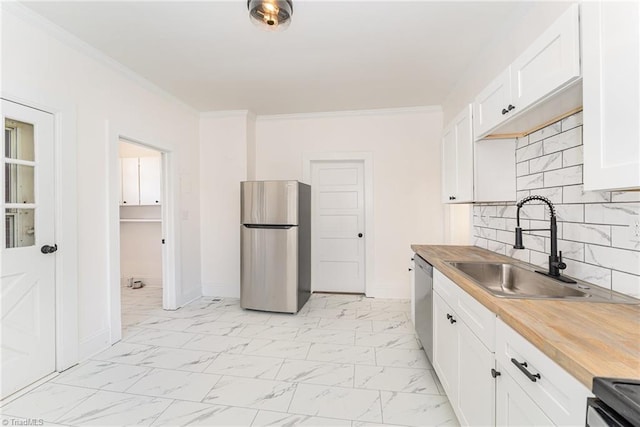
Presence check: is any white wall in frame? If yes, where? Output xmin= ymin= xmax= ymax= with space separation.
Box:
xmin=120 ymin=222 xmax=163 ymax=287
xmin=254 ymin=108 xmax=444 ymax=298
xmin=2 ymin=6 xmax=201 ymax=359
xmin=119 ymin=141 xmax=161 ymax=158
xmin=199 ymin=112 xmax=250 ymax=297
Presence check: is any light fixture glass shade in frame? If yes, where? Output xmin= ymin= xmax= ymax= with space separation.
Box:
xmin=248 ymin=0 xmax=293 ymax=31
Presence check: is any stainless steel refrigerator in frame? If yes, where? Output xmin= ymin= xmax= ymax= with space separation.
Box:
xmin=240 ymin=181 xmax=311 ymax=313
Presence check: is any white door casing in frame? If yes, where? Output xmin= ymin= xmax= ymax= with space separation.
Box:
xmin=310 ymin=160 xmax=365 ymax=293
xmin=1 ymin=100 xmax=56 ymax=399
xmin=108 ymin=126 xmax=177 ymax=345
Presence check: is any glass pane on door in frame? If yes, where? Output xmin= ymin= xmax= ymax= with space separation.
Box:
xmin=4 ymin=119 xmax=35 ymax=161
xmin=4 ymin=164 xmax=35 ymax=204
xmin=4 ymin=117 xmax=37 ymax=248
xmin=5 ymin=208 xmax=35 ymax=248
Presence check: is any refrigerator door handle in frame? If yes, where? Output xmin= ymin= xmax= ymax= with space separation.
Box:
xmin=243 ymin=224 xmax=295 ymax=229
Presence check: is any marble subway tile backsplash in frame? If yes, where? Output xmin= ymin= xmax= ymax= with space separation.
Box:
xmin=473 ymin=111 xmax=640 ymax=298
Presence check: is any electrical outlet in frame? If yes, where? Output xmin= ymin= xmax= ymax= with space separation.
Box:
xmin=634 ymin=220 xmax=640 ymax=238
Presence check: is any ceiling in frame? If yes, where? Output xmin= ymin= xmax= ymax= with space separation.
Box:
xmin=25 ymin=1 xmax=544 ymax=114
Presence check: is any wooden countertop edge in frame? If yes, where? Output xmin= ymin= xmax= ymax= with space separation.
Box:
xmin=411 ymin=244 xmax=640 ymax=390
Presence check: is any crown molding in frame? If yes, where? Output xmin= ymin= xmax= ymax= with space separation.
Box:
xmin=199 ymin=110 xmax=253 ymax=119
xmin=2 ymin=2 xmax=198 ymax=116
xmin=256 ymin=105 xmax=442 ymax=122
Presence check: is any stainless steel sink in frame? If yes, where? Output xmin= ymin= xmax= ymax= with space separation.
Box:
xmin=446 ymin=261 xmax=639 ymax=303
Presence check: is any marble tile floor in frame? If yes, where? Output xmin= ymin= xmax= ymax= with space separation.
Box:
xmin=1 ymin=287 xmax=458 ymax=427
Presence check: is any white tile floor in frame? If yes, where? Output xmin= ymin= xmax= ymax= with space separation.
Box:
xmin=1 ymin=286 xmax=458 ymax=426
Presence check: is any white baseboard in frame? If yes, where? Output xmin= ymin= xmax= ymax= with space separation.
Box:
xmin=202 ymin=282 xmax=240 ymax=298
xmin=78 ymin=327 xmax=111 ymax=361
xmin=365 ymin=286 xmax=409 ymax=299
xmin=121 ymin=275 xmax=162 ymax=288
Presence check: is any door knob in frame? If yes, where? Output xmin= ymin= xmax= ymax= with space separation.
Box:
xmin=41 ymin=244 xmax=58 ymax=254
xmin=358 ymin=233 xmax=363 ymax=238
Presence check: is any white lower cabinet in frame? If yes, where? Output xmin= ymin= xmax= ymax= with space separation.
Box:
xmin=433 ymin=292 xmax=458 ymax=397
xmin=495 ymin=365 xmax=553 ymax=427
xmin=495 ymin=319 xmax=591 ymax=426
xmin=432 ymin=269 xmax=592 ymax=426
xmin=433 ymin=272 xmax=496 ymax=426
xmin=457 ymin=320 xmax=495 ymax=427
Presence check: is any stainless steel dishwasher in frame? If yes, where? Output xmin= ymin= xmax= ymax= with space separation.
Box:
xmin=414 ymin=255 xmax=433 ymax=363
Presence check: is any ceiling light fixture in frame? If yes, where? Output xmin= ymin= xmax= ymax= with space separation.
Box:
xmin=248 ymin=0 xmax=293 ymax=32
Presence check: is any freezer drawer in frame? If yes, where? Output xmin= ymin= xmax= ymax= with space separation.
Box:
xmin=241 ymin=181 xmax=299 ymax=225
xmin=241 ymin=225 xmax=298 ymax=313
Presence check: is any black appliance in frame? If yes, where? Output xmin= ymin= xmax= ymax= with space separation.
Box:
xmin=586 ymin=377 xmax=640 ymax=427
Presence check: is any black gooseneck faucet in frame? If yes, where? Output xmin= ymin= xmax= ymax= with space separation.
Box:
xmin=514 ymin=195 xmax=576 ymax=283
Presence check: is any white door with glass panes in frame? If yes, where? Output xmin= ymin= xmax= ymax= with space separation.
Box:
xmin=1 ymin=100 xmax=56 ymax=399
xmin=311 ymin=161 xmax=365 ymax=293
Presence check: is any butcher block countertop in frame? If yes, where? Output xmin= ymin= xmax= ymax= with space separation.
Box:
xmin=411 ymin=244 xmax=640 ymax=390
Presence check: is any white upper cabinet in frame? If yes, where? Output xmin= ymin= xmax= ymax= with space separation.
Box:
xmin=120 ymin=157 xmax=162 ymax=206
xmin=473 ymin=69 xmax=512 ymax=139
xmin=442 ymin=104 xmax=474 ymax=203
xmin=510 ymin=4 xmax=581 ymax=114
xmin=443 ymin=105 xmax=516 ymax=204
xmin=473 ymin=4 xmax=581 ymax=139
xmin=139 ymin=157 xmax=162 ymax=205
xmin=583 ymin=1 xmax=640 ymax=191
xmin=442 ymin=124 xmax=458 ymax=203
xmin=121 ymin=157 xmax=140 ymax=205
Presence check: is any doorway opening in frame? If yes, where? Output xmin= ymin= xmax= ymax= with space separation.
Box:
xmin=118 ymin=140 xmax=165 ymax=337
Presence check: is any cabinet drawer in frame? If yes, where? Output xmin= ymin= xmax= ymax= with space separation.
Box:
xmin=434 ymin=270 xmax=459 ymax=302
xmin=496 ymin=365 xmax=553 ymax=427
xmin=435 ymin=270 xmax=496 ymax=351
xmin=496 ymin=319 xmax=591 ymax=426
xmin=455 ymin=286 xmax=495 ymax=352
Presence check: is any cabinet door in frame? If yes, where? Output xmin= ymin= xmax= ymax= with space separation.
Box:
xmin=118 ymin=159 xmax=123 ymax=205
xmin=456 ymin=321 xmax=495 ymax=427
xmin=474 ymin=139 xmax=516 ymax=203
xmin=433 ymin=292 xmax=458 ymax=399
xmin=139 ymin=157 xmax=162 ymax=205
xmin=510 ymin=4 xmax=580 ymax=114
xmin=496 ymin=368 xmax=553 ymax=427
xmin=121 ymin=157 xmax=140 ymax=205
xmin=473 ymin=69 xmax=512 ymax=139
xmin=583 ymin=1 xmax=640 ymax=191
xmin=442 ymin=123 xmax=457 ymax=203
xmin=453 ymin=105 xmax=474 ymax=203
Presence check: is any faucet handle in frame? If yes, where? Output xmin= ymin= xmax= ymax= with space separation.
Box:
xmin=557 ymin=251 xmax=567 ymax=270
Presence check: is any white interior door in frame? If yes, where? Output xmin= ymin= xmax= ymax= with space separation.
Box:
xmin=311 ymin=161 xmax=365 ymax=293
xmin=1 ymin=99 xmax=56 ymax=399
